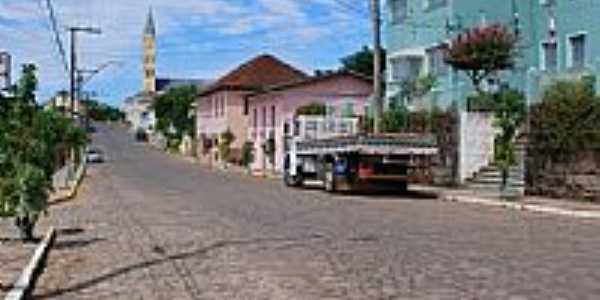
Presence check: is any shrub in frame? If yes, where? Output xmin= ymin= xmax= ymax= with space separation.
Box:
xmin=240 ymin=141 xmax=255 ymax=168
xmin=295 ymin=102 xmax=326 ymax=116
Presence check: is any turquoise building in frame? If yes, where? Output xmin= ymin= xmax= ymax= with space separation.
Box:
xmin=384 ymin=0 xmax=598 ymax=110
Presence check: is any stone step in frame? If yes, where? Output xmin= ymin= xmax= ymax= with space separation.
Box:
xmin=475 ymin=171 xmax=524 ymax=179
xmin=480 ymin=165 xmax=524 ymax=173
xmin=468 ymin=180 xmax=525 ymax=190
xmin=469 ymin=176 xmax=525 ymax=185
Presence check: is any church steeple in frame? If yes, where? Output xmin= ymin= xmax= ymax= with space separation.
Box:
xmin=143 ymin=7 xmax=156 ymax=93
xmin=144 ymin=8 xmax=156 ymax=37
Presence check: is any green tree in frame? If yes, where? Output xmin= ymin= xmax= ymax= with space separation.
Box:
xmin=340 ymin=45 xmax=385 ymax=77
xmin=153 ymin=85 xmax=197 ymax=146
xmin=84 ymin=99 xmax=125 ymax=121
xmin=492 ymin=88 xmax=526 ymax=189
xmin=0 ymin=64 xmax=87 ymax=241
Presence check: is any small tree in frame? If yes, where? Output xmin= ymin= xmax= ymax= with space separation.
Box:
xmin=218 ymin=129 xmax=235 ymax=165
xmin=493 ymin=88 xmax=526 ymax=189
xmin=446 ymin=24 xmax=522 ymax=197
xmin=240 ymin=141 xmax=255 ymax=173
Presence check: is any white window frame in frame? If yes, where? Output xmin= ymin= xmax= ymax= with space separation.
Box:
xmin=425 ymin=44 xmax=448 ymax=77
xmin=540 ymin=40 xmax=558 ymax=72
xmin=566 ymin=31 xmax=588 ymax=69
xmin=423 ymin=0 xmax=448 ymax=11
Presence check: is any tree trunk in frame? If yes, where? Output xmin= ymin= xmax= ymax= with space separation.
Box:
xmin=15 ymin=215 xmax=36 ymax=242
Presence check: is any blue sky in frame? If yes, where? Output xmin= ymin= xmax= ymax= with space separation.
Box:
xmin=0 ymin=0 xmax=371 ymax=107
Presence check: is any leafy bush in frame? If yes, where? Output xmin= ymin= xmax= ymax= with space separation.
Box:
xmin=240 ymin=141 xmax=255 ymax=168
xmin=380 ymin=105 xmax=408 ymax=133
xmin=295 ymin=102 xmax=326 ymax=116
xmin=218 ymin=129 xmax=235 ymax=163
xmin=530 ymin=78 xmax=600 ymax=156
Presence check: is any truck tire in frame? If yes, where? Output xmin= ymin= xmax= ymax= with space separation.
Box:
xmin=284 ymin=168 xmax=304 ymax=187
xmin=324 ymin=162 xmax=336 ymax=193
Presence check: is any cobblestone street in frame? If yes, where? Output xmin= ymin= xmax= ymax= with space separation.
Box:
xmin=33 ymin=125 xmax=600 ymax=299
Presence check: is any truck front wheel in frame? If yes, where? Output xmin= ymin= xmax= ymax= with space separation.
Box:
xmin=284 ymin=168 xmax=304 ymax=187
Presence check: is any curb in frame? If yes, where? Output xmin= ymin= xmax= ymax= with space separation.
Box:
xmin=443 ymin=194 xmax=600 ymax=219
xmin=50 ymin=162 xmax=86 ymax=204
xmin=4 ymin=228 xmax=56 ymax=300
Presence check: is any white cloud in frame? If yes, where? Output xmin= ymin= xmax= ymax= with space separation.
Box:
xmin=1 ymin=0 xmax=366 ymax=104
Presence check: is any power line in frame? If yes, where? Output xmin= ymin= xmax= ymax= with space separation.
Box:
xmin=39 ymin=0 xmax=69 ymax=74
xmin=333 ymin=0 xmax=370 ymax=17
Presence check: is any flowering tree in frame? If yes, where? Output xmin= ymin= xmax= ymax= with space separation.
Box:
xmin=445 ymin=24 xmax=517 ymax=94
xmin=446 ymin=24 xmax=523 ymax=197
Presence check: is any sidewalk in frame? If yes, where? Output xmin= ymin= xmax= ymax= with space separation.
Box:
xmin=439 ymin=187 xmax=600 ymax=219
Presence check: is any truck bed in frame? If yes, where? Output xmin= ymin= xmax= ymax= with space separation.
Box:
xmin=295 ymin=133 xmax=438 ymax=156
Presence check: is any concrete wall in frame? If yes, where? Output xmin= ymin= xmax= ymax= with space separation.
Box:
xmin=458 ymin=112 xmax=496 ymax=183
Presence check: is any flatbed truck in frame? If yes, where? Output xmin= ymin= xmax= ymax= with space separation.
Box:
xmin=283 ymin=116 xmax=438 ymax=193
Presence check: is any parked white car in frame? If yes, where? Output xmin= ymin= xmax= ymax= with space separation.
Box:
xmin=86 ymin=147 xmax=104 ymax=163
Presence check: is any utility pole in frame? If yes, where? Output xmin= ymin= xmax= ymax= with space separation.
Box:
xmin=68 ymin=26 xmax=101 ymax=120
xmin=70 ymin=28 xmax=76 ymax=119
xmin=369 ymin=0 xmax=383 ymax=134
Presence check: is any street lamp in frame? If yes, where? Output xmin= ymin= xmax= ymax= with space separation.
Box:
xmin=77 ymin=60 xmax=123 ymax=129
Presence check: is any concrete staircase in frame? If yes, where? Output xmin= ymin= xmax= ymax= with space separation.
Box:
xmin=466 ymin=143 xmax=526 ymax=198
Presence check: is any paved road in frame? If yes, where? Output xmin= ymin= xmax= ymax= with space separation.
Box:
xmin=34 ymin=124 xmax=600 ymax=299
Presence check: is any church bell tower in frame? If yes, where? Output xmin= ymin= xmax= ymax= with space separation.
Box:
xmin=143 ymin=8 xmax=156 ymax=93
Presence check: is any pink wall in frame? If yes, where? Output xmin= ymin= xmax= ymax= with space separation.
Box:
xmin=195 ymin=90 xmax=250 ymax=164
xmin=247 ymin=75 xmax=372 ymax=172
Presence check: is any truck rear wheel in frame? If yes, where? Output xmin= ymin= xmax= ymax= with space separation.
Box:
xmin=324 ymin=163 xmax=336 ymax=193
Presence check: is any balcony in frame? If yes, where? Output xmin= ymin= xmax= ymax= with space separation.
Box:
xmin=248 ymin=127 xmax=275 ymax=142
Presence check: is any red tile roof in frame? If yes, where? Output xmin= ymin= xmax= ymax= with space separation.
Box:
xmin=199 ymin=54 xmax=308 ymax=96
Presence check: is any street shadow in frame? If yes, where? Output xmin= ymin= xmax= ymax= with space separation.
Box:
xmin=34 ymin=235 xmax=326 ymax=299
xmin=0 ymin=237 xmax=42 ymax=244
xmin=52 ymin=237 xmax=106 ymax=251
xmin=56 ymin=227 xmax=85 ymax=236
xmin=48 ymin=194 xmax=76 ymax=207
xmin=335 ymin=189 xmax=440 ymax=200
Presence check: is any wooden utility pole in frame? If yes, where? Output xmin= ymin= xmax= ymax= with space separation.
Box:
xmin=68 ymin=26 xmax=101 ymax=120
xmin=69 ymin=28 xmax=76 ymax=119
xmin=370 ymin=0 xmax=383 ymax=134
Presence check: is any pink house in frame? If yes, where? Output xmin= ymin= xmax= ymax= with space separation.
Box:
xmin=194 ymin=54 xmax=307 ymax=166
xmin=247 ymin=71 xmax=373 ymax=173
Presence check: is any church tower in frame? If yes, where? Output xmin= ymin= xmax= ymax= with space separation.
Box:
xmin=143 ymin=8 xmax=156 ymax=93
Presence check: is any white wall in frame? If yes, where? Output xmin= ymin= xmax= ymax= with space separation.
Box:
xmin=459 ymin=112 xmax=496 ymax=183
